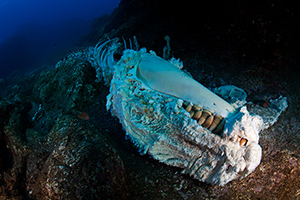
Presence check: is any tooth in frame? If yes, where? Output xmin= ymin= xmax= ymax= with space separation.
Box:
xmin=193 ymin=110 xmax=202 ymax=120
xmin=203 ymin=115 xmax=214 ymax=128
xmin=186 ymin=104 xmax=192 ymax=112
xmin=213 ymin=118 xmax=225 ymax=135
xmin=183 ymin=101 xmax=189 ymax=108
xmin=189 ymin=110 xmax=195 ymax=118
xmin=203 ymin=109 xmax=212 ymax=115
xmin=197 ymin=110 xmax=211 ymax=125
xmin=209 ymin=115 xmax=223 ymax=132
xmin=240 ymin=138 xmax=248 ymax=146
xmin=192 ymin=104 xmax=201 ymax=111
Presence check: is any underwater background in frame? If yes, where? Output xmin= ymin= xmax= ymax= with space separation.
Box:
xmin=0 ymin=0 xmax=120 ymax=78
xmin=1 ymin=0 xmax=300 ymax=199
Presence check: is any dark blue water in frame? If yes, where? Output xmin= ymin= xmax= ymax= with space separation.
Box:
xmin=0 ymin=0 xmax=120 ymax=79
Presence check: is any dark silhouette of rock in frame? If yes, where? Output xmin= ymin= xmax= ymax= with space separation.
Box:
xmin=26 ymin=115 xmax=128 ymax=200
xmin=0 ymin=53 xmax=128 ymax=199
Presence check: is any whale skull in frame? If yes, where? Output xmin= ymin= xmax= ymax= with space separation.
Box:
xmin=87 ymin=39 xmax=287 ymax=185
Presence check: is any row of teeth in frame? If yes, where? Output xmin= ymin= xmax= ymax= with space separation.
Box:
xmin=182 ymin=101 xmax=225 ymax=135
xmin=182 ymin=101 xmax=248 ymax=146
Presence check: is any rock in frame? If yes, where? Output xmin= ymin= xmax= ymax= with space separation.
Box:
xmin=30 ymin=53 xmax=99 ymax=134
xmin=0 ymin=55 xmax=128 ymax=199
xmin=26 ymin=115 xmax=128 ymax=200
xmin=0 ymin=99 xmax=32 ymax=199
xmin=0 ymin=99 xmax=128 ymax=199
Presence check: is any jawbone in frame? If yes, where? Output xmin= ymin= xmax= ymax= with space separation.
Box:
xmin=137 ymin=53 xmax=237 ymax=118
xmin=88 ymin=40 xmax=288 ymax=186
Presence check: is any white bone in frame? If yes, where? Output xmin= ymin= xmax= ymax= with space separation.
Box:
xmin=137 ymin=53 xmax=237 ymax=118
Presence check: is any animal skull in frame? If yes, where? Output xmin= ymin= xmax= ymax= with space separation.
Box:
xmin=88 ymin=39 xmax=287 ymax=185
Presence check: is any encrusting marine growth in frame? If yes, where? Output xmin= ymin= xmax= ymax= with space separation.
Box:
xmin=84 ymin=37 xmax=287 ymax=185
